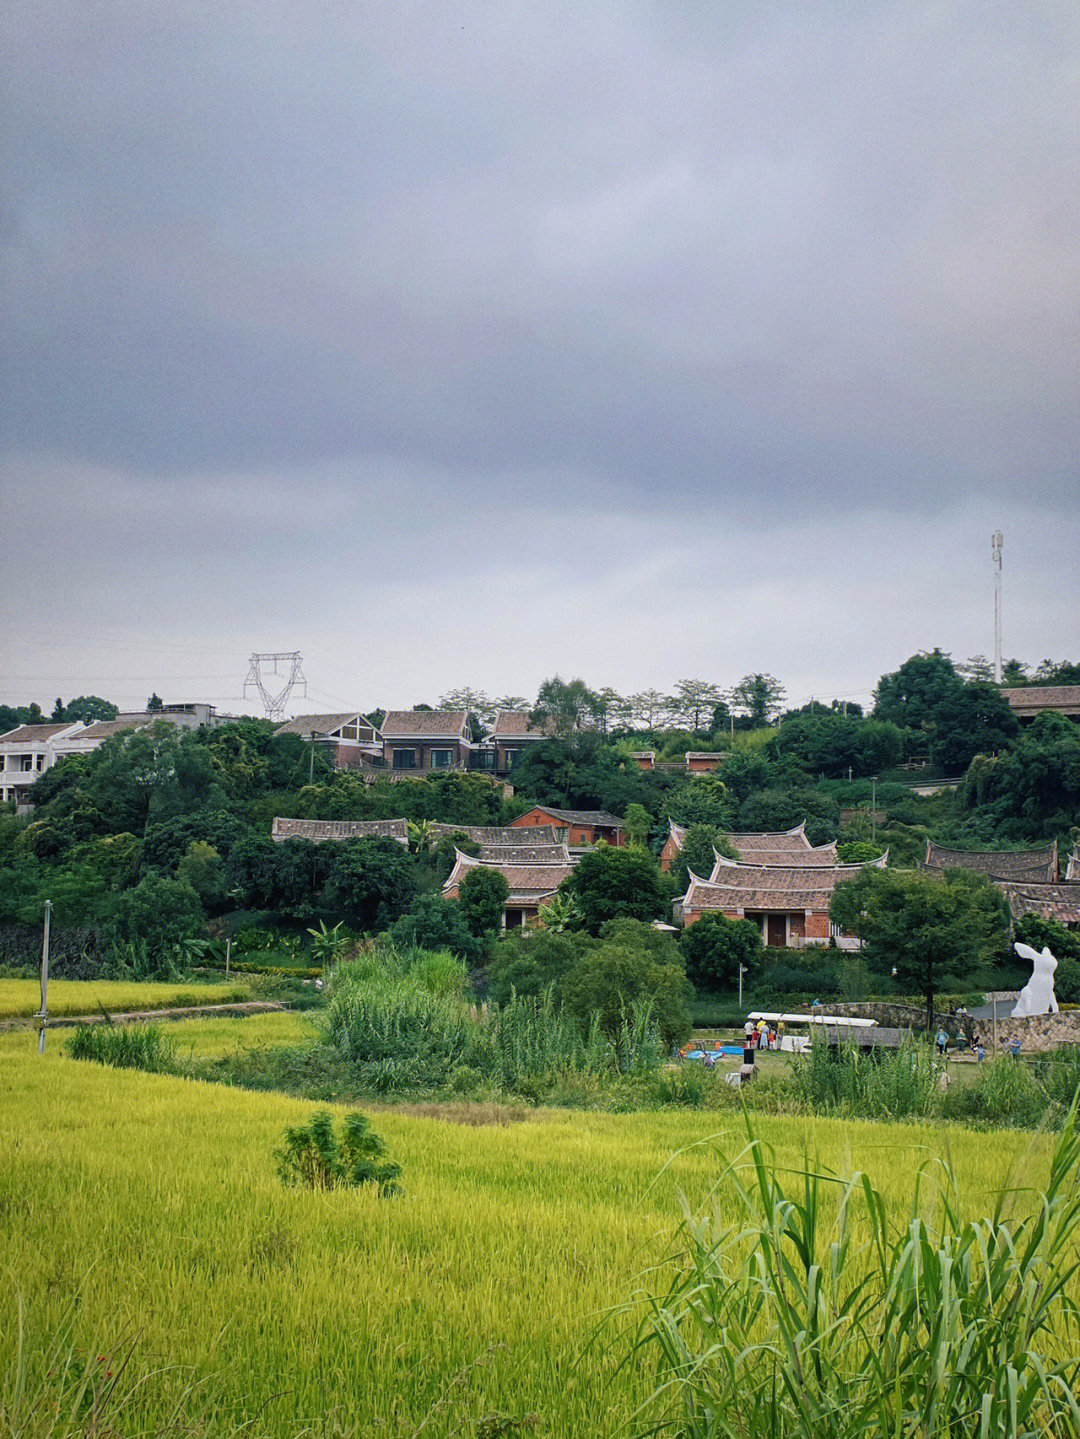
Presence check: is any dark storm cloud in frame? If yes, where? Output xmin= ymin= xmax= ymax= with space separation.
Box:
xmin=3 ymin=1 xmax=1078 ymax=518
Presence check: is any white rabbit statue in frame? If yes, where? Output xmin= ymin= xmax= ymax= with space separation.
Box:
xmin=1011 ymin=942 xmax=1059 ymax=1017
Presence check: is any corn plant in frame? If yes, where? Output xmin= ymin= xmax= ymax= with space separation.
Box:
xmin=629 ymin=1104 xmax=1080 ymax=1438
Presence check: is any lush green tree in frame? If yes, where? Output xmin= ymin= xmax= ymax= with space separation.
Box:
xmin=736 ymin=787 xmax=840 ymax=845
xmin=829 ymin=867 xmax=1008 ymax=1024
xmin=146 ymin=692 xmax=164 ymax=712
xmin=562 ymin=919 xmax=692 ymax=1048
xmin=388 ymin=894 xmax=483 ymax=964
xmin=141 ymin=809 xmax=249 ymax=876
xmin=930 ymin=682 xmax=1018 ymax=770
xmin=564 ymin=845 xmax=667 ymax=935
xmin=110 ymin=874 xmax=206 ymax=952
xmin=664 ymin=775 xmax=735 ymax=830
xmin=457 ymin=866 xmax=510 ymax=938
xmin=624 ymin=802 xmax=652 ymax=849
xmin=510 ymin=734 xmax=619 ymax=810
xmin=835 ymin=840 xmax=888 ymax=863
xmin=680 ymin=912 xmax=763 ymax=991
xmin=669 ymin=679 xmax=726 ymax=732
xmin=177 ymin=840 xmax=228 ymax=911
xmin=730 ymin=674 xmax=786 ymax=727
xmin=772 ymin=712 xmax=904 ymax=778
xmin=62 ymin=695 xmax=119 ymax=723
xmin=872 ymin=649 xmax=963 ymax=746
xmin=1032 ymin=659 xmax=1080 ymax=685
xmin=324 ymin=838 xmax=418 ymax=932
xmin=531 ymin=676 xmax=597 ymax=737
xmin=959 ymin=711 xmax=1080 ymax=837
xmin=486 ymin=929 xmax=584 ymax=1005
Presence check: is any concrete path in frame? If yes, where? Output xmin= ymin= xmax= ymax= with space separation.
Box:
xmin=0 ymin=999 xmax=289 ymax=1032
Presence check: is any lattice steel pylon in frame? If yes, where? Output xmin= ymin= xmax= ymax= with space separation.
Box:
xmin=243 ymin=652 xmax=307 ymax=721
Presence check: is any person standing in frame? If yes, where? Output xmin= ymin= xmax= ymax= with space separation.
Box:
xmin=936 ymin=1027 xmax=948 ymax=1057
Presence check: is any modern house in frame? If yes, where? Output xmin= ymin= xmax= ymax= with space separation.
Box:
xmin=510 ymin=805 xmax=625 ymax=848
xmin=0 ymin=722 xmax=84 ymax=810
xmin=483 ymin=711 xmax=555 ymax=775
xmin=270 ymin=817 xmax=409 ymax=846
xmin=379 ymin=711 xmax=474 ymax=773
xmin=674 ymin=850 xmax=887 ymax=948
xmin=924 ymin=840 xmax=1059 ymax=885
xmin=275 ymin=712 xmax=384 ymax=770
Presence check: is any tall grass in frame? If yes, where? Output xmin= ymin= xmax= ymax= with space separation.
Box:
xmin=787 ymin=1038 xmax=942 ymax=1120
xmin=630 ymin=1106 xmax=1080 ymax=1438
xmin=66 ymin=1022 xmax=179 ymax=1073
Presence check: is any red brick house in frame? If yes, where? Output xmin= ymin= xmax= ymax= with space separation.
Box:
xmin=660 ymin=820 xmax=688 ymax=872
xmin=380 ymin=711 xmax=474 ymax=773
xmin=675 ymin=852 xmax=887 ymax=948
xmin=442 ymin=848 xmax=576 ymax=929
xmin=511 ymin=805 xmax=625 ymax=848
xmin=684 ymin=752 xmax=724 ymax=774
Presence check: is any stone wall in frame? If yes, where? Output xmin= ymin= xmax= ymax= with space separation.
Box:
xmin=976 ymin=1010 xmax=1080 ymax=1053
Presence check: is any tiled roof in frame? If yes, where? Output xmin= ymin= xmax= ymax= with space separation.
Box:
xmin=381 ymin=710 xmax=468 ymax=737
xmin=0 ymin=723 xmax=79 ymax=744
xmin=428 ymin=823 xmax=562 ymax=847
xmin=1068 ymin=849 xmax=1080 ymax=883
xmin=685 ymin=752 xmax=725 ymax=760
xmin=489 ymin=710 xmax=554 ymax=738
xmin=710 ymin=843 xmax=846 ymax=878
xmin=515 ymin=806 xmax=624 ymax=828
xmin=1001 ymin=685 xmax=1080 ymax=715
xmin=68 ymin=718 xmax=148 ymax=740
xmin=479 ymin=843 xmax=572 ymax=866
xmin=270 ymin=817 xmax=409 ymax=844
xmin=682 ymin=861 xmax=878 ymax=913
xmin=666 ymin=820 xmax=688 ymax=851
xmin=726 ymin=824 xmax=812 ymax=854
xmin=998 ymin=882 xmax=1080 ymax=926
xmin=275 ymin=712 xmax=379 ymax=738
xmin=925 ymin=841 xmax=1057 ymax=884
xmin=442 ymin=851 xmax=575 ymax=901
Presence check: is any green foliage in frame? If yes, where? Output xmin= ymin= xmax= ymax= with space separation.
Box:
xmin=788 ymin=1037 xmax=942 ymax=1119
xmin=60 ymin=695 xmax=119 ymax=723
xmin=670 ymin=822 xmax=732 ymax=891
xmin=565 ymin=846 xmax=667 ymax=935
xmin=664 ymin=775 xmax=734 ymax=829
xmin=305 ymin=920 xmax=351 ymax=966
xmin=530 ymin=675 xmax=597 ymax=737
xmin=959 ymin=712 xmax=1080 ymax=837
xmin=736 ymin=786 xmax=840 ymax=844
xmin=631 ymin=1109 xmax=1080 ymax=1439
xmin=730 ymin=672 xmax=786 ymax=726
xmin=835 ymin=840 xmax=887 ymax=863
xmin=458 ymin=866 xmax=510 ymax=938
xmin=108 ymin=874 xmax=205 ymax=954
xmin=67 ymin=1022 xmax=179 ymax=1073
xmin=830 ymin=867 xmax=1008 ymax=1021
xmin=176 ymin=840 xmax=227 ymax=910
xmin=561 ymin=918 xmax=691 ymax=1049
xmin=623 ymin=802 xmax=651 ymax=848
xmin=388 ymin=894 xmax=483 ymax=964
xmin=275 ymin=1110 xmax=401 ymax=1194
xmin=486 ymin=930 xmax=584 ymax=1006
xmin=680 ymin=911 xmax=762 ymax=990
xmin=772 ymin=711 xmax=904 ymax=778
xmin=323 ymin=838 xmax=417 ymax=931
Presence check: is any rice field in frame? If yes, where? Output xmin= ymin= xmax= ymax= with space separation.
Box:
xmin=0 ymin=977 xmax=251 ymax=1020
xmin=0 ymin=1030 xmax=1064 ymax=1438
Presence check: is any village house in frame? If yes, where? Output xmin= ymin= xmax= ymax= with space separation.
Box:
xmin=1000 ymin=685 xmax=1080 ymax=723
xmin=510 ymin=805 xmax=625 ymax=848
xmin=996 ymin=881 xmax=1080 ymax=930
xmin=482 ymin=711 xmax=555 ymax=776
xmin=661 ymin=820 xmax=839 ymax=873
xmin=924 ymin=839 xmax=1058 ymax=884
xmin=631 ymin=751 xmax=724 ymax=774
xmin=674 ymin=851 xmax=887 ymax=948
xmin=0 ymin=722 xmax=84 ymax=810
xmin=379 ymin=711 xmax=474 ymax=773
xmin=275 ymin=712 xmax=384 ymax=771
xmin=441 ymin=845 xmax=576 ymax=929
xmin=270 ymin=817 xmax=409 ymax=846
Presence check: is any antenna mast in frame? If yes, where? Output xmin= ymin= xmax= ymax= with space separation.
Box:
xmin=991 ymin=531 xmax=1003 ymax=683
xmin=243 ymin=651 xmax=307 ymax=721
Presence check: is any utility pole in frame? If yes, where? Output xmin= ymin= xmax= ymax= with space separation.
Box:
xmin=992 ymin=531 xmax=1003 ymax=683
xmin=871 ymin=776 xmax=878 ymax=845
xmin=738 ymin=963 xmax=747 ymax=1010
xmin=36 ymin=900 xmax=52 ymax=1055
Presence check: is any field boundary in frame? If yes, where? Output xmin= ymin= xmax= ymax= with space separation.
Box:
xmin=0 ymin=999 xmax=290 ymax=1031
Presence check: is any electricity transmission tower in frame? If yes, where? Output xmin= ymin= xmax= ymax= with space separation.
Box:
xmin=243 ymin=652 xmax=307 ymax=721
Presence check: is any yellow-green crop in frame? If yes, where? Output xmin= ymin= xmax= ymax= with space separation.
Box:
xmin=0 ymin=977 xmax=250 ymax=1019
xmin=0 ymin=1033 xmax=1062 ymax=1437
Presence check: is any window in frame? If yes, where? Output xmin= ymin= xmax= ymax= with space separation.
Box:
xmin=340 ymin=724 xmax=358 ymax=740
xmin=392 ymin=748 xmax=417 ymax=770
xmin=20 ymin=756 xmax=33 ymax=771
xmin=430 ymin=748 xmax=454 ymax=769
xmin=504 ymin=748 xmax=521 ymax=769
xmin=36 ymin=756 xmax=44 ymax=770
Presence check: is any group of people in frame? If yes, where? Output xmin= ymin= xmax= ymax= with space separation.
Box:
xmin=744 ymin=1018 xmax=781 ymax=1051
xmin=936 ymin=1027 xmax=1020 ymax=1062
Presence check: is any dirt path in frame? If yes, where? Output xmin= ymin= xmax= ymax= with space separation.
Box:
xmin=0 ymin=1000 xmax=290 ymax=1031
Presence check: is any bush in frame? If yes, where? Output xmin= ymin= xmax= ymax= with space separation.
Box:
xmin=457 ymin=866 xmax=510 ymax=938
xmin=67 ymin=1022 xmax=179 ymax=1073
xmin=109 ymin=874 xmax=205 ymax=955
xmin=562 ymin=919 xmax=691 ymax=1050
xmin=680 ymin=912 xmax=762 ymax=990
xmin=787 ymin=1037 xmax=941 ymax=1121
xmin=275 ymin=1110 xmax=401 ymax=1194
xmin=389 ymin=894 xmax=483 ymax=965
xmin=486 ymin=930 xmax=584 ymax=1006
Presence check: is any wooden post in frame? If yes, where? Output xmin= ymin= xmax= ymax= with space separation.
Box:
xmin=225 ymin=937 xmax=231 ymax=979
xmin=37 ymin=900 xmax=52 ymax=1055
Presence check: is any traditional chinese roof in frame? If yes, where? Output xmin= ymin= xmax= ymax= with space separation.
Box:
xmin=1067 ymin=849 xmax=1080 ymax=883
xmin=997 ymin=882 xmax=1080 ymax=926
xmin=685 ymin=752 xmax=725 ymax=761
xmin=479 ymin=843 xmax=572 ymax=866
xmin=428 ymin=823 xmax=562 ymax=848
xmin=442 ymin=850 xmax=575 ymax=902
xmin=275 ymin=712 xmax=380 ymax=739
xmin=710 ymin=841 xmax=848 ymax=878
xmin=380 ymin=710 xmax=469 ymax=737
xmin=489 ymin=710 xmax=555 ymax=739
xmin=514 ymin=806 xmax=623 ymax=829
xmin=666 ymin=820 xmax=688 ymax=851
xmin=1001 ymin=685 xmax=1080 ymax=719
xmin=0 ymin=723 xmax=81 ymax=744
xmin=270 ymin=817 xmax=409 ymax=844
xmin=925 ymin=840 xmax=1058 ymax=884
xmin=681 ymin=859 xmax=884 ymax=914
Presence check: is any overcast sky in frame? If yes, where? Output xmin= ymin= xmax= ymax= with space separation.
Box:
xmin=2 ymin=2 xmax=1077 ymax=718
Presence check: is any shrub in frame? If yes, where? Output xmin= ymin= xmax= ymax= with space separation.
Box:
xmin=680 ymin=912 xmax=762 ymax=990
xmin=388 ymin=894 xmax=483 ymax=965
xmin=787 ymin=1037 xmax=941 ymax=1121
xmin=67 ymin=1022 xmax=179 ymax=1074
xmin=457 ymin=867 xmax=510 ymax=938
xmin=275 ymin=1110 xmax=400 ymax=1194
xmin=630 ymin=1108 xmax=1080 ymax=1439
